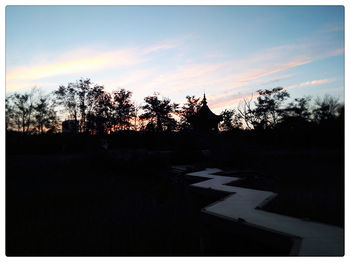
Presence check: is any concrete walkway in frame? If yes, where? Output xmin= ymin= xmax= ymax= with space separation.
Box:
xmin=184 ymin=168 xmax=344 ymax=256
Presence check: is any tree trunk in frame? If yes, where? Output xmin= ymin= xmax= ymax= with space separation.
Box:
xmin=22 ymin=114 xmax=25 ymax=133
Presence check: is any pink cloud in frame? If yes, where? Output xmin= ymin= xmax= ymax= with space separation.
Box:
xmin=210 ymin=92 xmax=259 ymax=111
xmin=299 ymin=78 xmax=335 ymax=87
xmin=209 ymin=77 xmax=337 ymax=111
xmin=6 ymin=47 xmax=142 ymax=82
xmin=285 ymin=78 xmax=336 ymax=91
xmin=140 ymin=54 xmax=311 ymax=99
xmin=6 ymin=39 xmax=182 ymax=92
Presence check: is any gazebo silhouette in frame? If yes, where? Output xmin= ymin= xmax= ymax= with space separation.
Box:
xmin=190 ymin=93 xmax=222 ymax=132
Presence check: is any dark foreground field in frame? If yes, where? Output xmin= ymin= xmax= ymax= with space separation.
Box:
xmin=6 ymin=132 xmax=344 ymax=256
xmin=224 ymin=147 xmax=344 ymax=227
xmin=7 ymin=151 xmax=290 ymax=256
xmin=6 ymin=151 xmax=206 ymax=256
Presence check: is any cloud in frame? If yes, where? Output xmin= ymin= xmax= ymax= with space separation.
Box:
xmin=209 ymin=78 xmax=336 ymax=111
xmin=321 ymin=23 xmax=344 ymax=33
xmin=164 ymin=36 xmax=343 ymax=109
xmin=123 ymin=41 xmax=333 ymax=109
xmin=6 ymin=38 xmax=183 ymax=92
xmin=136 ymin=52 xmax=311 ymax=99
xmin=253 ymin=73 xmax=295 ymax=86
xmin=141 ymin=34 xmax=194 ymax=55
xmin=285 ymin=78 xmax=336 ymax=90
xmin=98 ymin=68 xmax=156 ymax=95
xmin=321 ymin=48 xmax=344 ymax=58
xmin=5 ymin=80 xmax=58 ymax=93
xmin=233 ymin=57 xmax=312 ymax=84
xmin=143 ymin=43 xmax=177 ymax=54
xmin=6 ymin=27 xmax=343 ymax=109
xmin=138 ymin=62 xmax=230 ymax=95
xmin=299 ymin=78 xmax=335 ymax=87
xmin=209 ymin=92 xmax=258 ymax=110
xmin=147 ymin=55 xmax=311 ymax=99
xmin=7 ymin=48 xmax=141 ymax=81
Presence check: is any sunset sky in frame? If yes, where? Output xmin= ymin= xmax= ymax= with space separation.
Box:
xmin=6 ymin=5 xmax=344 ymax=113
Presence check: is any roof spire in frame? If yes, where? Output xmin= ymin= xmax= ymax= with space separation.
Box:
xmin=202 ymin=92 xmax=207 ymax=106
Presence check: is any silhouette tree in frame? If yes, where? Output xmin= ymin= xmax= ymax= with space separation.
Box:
xmin=132 ymin=102 xmax=142 ymax=131
xmin=140 ymin=93 xmax=179 ymax=131
xmin=76 ymin=79 xmax=93 ymax=132
xmin=219 ymin=109 xmax=242 ymax=131
xmin=252 ymin=87 xmax=290 ymax=130
xmin=5 ymin=88 xmax=60 ymax=133
xmin=84 ymin=84 xmax=109 ymax=134
xmin=179 ymin=95 xmax=201 ymax=130
xmin=286 ymin=97 xmax=311 ymax=119
xmin=34 ymin=95 xmax=59 ymax=134
xmin=279 ymin=97 xmax=312 ymax=130
xmin=236 ymin=88 xmax=290 ymax=130
xmin=5 ymin=96 xmax=18 ymax=131
xmin=54 ymin=78 xmax=108 ymax=133
xmin=54 ymin=83 xmax=79 ymax=126
xmin=310 ymin=95 xmax=344 ymax=145
xmin=237 ymin=95 xmax=260 ymax=130
xmin=8 ymin=89 xmax=37 ymax=133
xmin=112 ymin=89 xmax=136 ymax=131
xmin=86 ymin=91 xmax=113 ymax=134
xmin=7 ymin=79 xmax=344 ymax=139
xmin=312 ymin=95 xmax=341 ymax=124
xmin=337 ymin=104 xmax=344 ymax=122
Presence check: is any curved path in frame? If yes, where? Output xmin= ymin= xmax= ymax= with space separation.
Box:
xmin=183 ymin=168 xmax=344 ymax=256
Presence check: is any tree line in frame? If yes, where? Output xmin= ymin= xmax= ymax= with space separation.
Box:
xmin=5 ymin=78 xmax=344 ymax=134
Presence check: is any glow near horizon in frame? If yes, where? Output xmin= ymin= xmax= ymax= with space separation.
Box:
xmin=6 ymin=6 xmax=344 ymax=113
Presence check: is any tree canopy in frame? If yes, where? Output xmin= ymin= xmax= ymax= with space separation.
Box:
xmin=5 ymin=79 xmax=344 ymax=135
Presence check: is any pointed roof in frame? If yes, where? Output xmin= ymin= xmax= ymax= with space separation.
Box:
xmin=202 ymin=92 xmax=207 ymax=106
xmin=193 ymin=94 xmax=222 ymax=122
